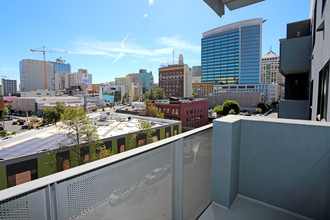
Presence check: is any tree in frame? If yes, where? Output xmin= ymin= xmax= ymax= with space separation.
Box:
xmin=0 ymin=130 xmax=8 ymax=137
xmin=257 ymin=102 xmax=271 ymax=112
xmin=123 ymin=92 xmax=129 ymax=103
xmin=4 ymin=107 xmax=9 ymax=116
xmin=137 ymin=120 xmax=156 ymax=144
xmin=58 ymin=107 xmax=102 ymax=148
xmin=42 ymin=102 xmax=66 ymax=124
xmin=133 ymin=94 xmax=140 ymax=102
xmin=146 ymin=104 xmax=164 ymax=118
xmin=142 ymin=88 xmax=165 ymax=101
xmin=213 ymin=105 xmax=223 ymax=116
xmin=192 ymin=92 xmax=198 ymax=97
xmin=222 ymin=100 xmax=240 ymax=116
xmin=129 ymin=120 xmax=156 ymax=147
xmin=155 ymin=88 xmax=165 ymax=100
xmin=228 ymin=109 xmax=236 ymax=115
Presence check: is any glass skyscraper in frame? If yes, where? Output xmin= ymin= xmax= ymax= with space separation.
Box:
xmin=201 ymin=18 xmax=262 ymax=85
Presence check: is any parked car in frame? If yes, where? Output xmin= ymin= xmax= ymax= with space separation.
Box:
xmin=0 ymin=127 xmax=4 ymax=131
xmin=18 ymin=121 xmax=24 ymax=125
xmin=12 ymin=121 xmax=18 ymax=125
xmin=21 ymin=125 xmax=33 ymax=129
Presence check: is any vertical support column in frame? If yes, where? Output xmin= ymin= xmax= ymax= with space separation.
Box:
xmin=172 ymin=139 xmax=183 ymax=220
xmin=212 ymin=116 xmax=241 ymax=207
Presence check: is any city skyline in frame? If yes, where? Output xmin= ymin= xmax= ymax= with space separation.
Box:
xmin=0 ymin=0 xmax=310 ymax=84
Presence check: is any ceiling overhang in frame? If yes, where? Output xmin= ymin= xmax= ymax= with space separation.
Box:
xmin=203 ymin=0 xmax=264 ymax=17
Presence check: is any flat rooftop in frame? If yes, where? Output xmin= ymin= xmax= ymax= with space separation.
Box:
xmin=0 ymin=112 xmax=178 ymax=160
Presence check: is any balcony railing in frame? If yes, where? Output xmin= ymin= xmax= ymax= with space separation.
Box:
xmin=0 ymin=116 xmax=329 ymax=220
xmin=0 ymin=124 xmax=213 ymax=220
xmin=280 ymin=36 xmax=312 ymax=75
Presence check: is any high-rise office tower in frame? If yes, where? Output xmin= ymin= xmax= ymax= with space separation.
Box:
xmin=159 ymin=54 xmax=192 ymax=98
xmin=139 ymin=69 xmax=152 ymax=94
xmin=1 ymin=79 xmax=17 ymax=96
xmin=20 ymin=59 xmax=71 ymax=92
xmin=261 ymin=50 xmax=283 ymax=84
xmin=262 ymin=50 xmax=284 ymax=100
xmin=201 ymin=18 xmax=263 ymax=84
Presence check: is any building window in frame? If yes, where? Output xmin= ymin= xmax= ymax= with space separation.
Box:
xmin=176 ymin=109 xmax=178 ymax=115
xmin=317 ymin=63 xmax=329 ymax=121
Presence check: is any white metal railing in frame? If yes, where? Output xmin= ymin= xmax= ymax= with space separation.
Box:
xmin=0 ymin=124 xmax=213 ymax=220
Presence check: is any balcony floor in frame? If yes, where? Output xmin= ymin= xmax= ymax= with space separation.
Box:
xmin=199 ymin=195 xmax=312 ymax=220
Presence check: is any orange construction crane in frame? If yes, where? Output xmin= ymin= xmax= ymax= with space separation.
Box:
xmin=30 ymin=46 xmax=68 ymax=90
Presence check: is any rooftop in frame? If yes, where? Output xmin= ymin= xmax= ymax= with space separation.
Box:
xmin=0 ymin=111 xmax=178 ymax=160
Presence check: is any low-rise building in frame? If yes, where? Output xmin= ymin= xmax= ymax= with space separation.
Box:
xmin=0 ymin=113 xmax=181 ymax=189
xmin=12 ymin=96 xmax=82 ymax=115
xmin=151 ymin=98 xmax=209 ymax=128
xmin=21 ymin=89 xmax=55 ymax=97
xmin=192 ymin=83 xmax=214 ymax=96
xmin=214 ymin=84 xmax=278 ymax=103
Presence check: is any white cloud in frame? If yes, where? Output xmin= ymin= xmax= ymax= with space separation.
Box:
xmin=143 ymin=13 xmax=148 ymax=18
xmin=149 ymin=0 xmax=154 ymax=6
xmin=68 ymin=35 xmax=200 ymax=63
xmin=157 ymin=36 xmax=200 ymax=53
xmin=0 ymin=67 xmax=18 ymax=71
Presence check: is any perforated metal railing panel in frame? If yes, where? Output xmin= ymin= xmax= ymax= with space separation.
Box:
xmin=0 ymin=194 xmax=29 ymax=220
xmin=183 ymin=128 xmax=212 ymax=220
xmin=60 ymin=144 xmax=172 ymax=220
xmin=0 ymin=126 xmax=214 ymax=220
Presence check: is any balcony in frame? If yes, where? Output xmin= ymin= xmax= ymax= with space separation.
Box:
xmin=280 ymin=36 xmax=312 ymax=75
xmin=279 ymin=99 xmax=310 ymax=120
xmin=0 ymin=116 xmax=328 ymax=220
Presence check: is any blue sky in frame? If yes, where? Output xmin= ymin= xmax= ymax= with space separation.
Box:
xmin=0 ymin=0 xmax=311 ymax=84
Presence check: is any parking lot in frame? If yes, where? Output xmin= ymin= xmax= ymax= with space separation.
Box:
xmin=1 ymin=116 xmax=42 ymax=135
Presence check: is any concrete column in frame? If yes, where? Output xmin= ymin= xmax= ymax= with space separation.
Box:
xmin=211 ymin=116 xmax=241 ymax=207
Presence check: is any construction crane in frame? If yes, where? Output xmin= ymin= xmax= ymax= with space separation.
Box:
xmin=30 ymin=46 xmax=68 ymax=90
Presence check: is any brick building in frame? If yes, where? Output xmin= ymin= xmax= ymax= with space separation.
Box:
xmin=192 ymin=83 xmax=214 ymax=96
xmin=159 ymin=54 xmax=192 ymax=98
xmin=151 ymin=98 xmax=209 ymax=128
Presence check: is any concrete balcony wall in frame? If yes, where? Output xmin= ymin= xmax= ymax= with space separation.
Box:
xmin=280 ymin=36 xmax=312 ymax=75
xmin=278 ymin=99 xmax=310 ymax=120
xmin=212 ymin=116 xmax=330 ymax=220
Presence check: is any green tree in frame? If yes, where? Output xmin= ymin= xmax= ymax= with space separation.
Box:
xmin=228 ymin=109 xmax=236 ymax=115
xmin=123 ymin=92 xmax=129 ymax=103
xmin=213 ymin=105 xmax=223 ymax=116
xmin=129 ymin=120 xmax=156 ymax=147
xmin=222 ymin=100 xmax=240 ymax=116
xmin=192 ymin=92 xmax=198 ymax=97
xmin=0 ymin=130 xmax=8 ymax=137
xmin=133 ymin=94 xmax=140 ymax=102
xmin=155 ymin=88 xmax=165 ymax=99
xmin=143 ymin=88 xmax=165 ymax=101
xmin=257 ymin=102 xmax=271 ymax=112
xmin=42 ymin=102 xmax=66 ymax=124
xmin=4 ymin=107 xmax=9 ymax=116
xmin=147 ymin=104 xmax=164 ymax=118
xmin=58 ymin=107 xmax=102 ymax=147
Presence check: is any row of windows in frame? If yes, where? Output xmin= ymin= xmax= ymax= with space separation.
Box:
xmin=202 ymin=48 xmax=239 ymax=54
xmin=202 ymin=40 xmax=239 ymax=47
xmin=159 ymin=72 xmax=182 ymax=76
xmin=158 ymin=108 xmax=179 ymax=115
xmin=159 ymin=76 xmax=183 ymax=80
xmin=203 ymin=33 xmax=239 ymax=42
